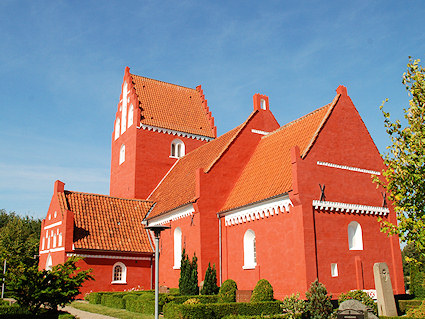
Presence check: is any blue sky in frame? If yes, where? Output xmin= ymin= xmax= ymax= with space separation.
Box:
xmin=1 ymin=0 xmax=424 ymax=219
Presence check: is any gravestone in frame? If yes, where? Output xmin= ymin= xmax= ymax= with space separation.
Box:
xmin=159 ymin=285 xmax=169 ymax=294
xmin=338 ymin=299 xmax=378 ymax=319
xmin=236 ymin=290 xmax=253 ymax=302
xmin=373 ymin=262 xmax=397 ymax=316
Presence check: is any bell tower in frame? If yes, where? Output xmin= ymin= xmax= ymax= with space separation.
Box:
xmin=110 ymin=67 xmax=217 ymax=199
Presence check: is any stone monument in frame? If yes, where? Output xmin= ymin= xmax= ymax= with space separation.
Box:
xmin=373 ymin=262 xmax=398 ymax=316
xmin=338 ymin=299 xmax=379 ymax=319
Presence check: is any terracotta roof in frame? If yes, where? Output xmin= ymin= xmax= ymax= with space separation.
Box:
xmin=58 ymin=191 xmax=154 ymax=253
xmin=147 ymin=121 xmax=248 ymax=218
xmin=220 ymin=94 xmax=340 ymax=212
xmin=131 ymin=73 xmax=216 ymax=138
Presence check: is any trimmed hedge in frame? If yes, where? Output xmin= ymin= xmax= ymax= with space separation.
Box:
xmin=410 ymin=265 xmax=425 ymax=299
xmin=101 ymin=293 xmax=126 ymax=309
xmin=218 ymin=279 xmax=238 ymax=303
xmin=250 ymin=279 xmax=273 ymax=302
xmin=163 ymin=301 xmax=283 ymax=319
xmin=223 ymin=315 xmax=300 ymax=319
xmin=399 ymin=299 xmax=423 ymax=313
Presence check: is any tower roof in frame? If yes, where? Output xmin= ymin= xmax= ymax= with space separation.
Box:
xmin=129 ymin=70 xmax=216 ymax=138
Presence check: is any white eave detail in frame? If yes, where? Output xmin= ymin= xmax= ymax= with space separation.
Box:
xmin=40 ymin=247 xmax=65 ymax=254
xmin=312 ymin=200 xmax=389 ymax=216
xmin=138 ymin=124 xmax=214 ymax=142
xmin=148 ymin=204 xmax=195 ymax=226
xmin=44 ymin=221 xmax=62 ymax=230
xmin=67 ymin=253 xmax=151 ymax=261
xmin=251 ymin=129 xmax=270 ymax=136
xmin=317 ymin=161 xmax=381 ymax=175
xmin=224 ymin=195 xmax=293 ymax=226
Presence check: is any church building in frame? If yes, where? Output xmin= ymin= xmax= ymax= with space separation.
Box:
xmin=39 ymin=67 xmax=405 ymax=299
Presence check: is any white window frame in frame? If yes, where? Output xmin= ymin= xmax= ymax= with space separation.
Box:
xmin=170 ymin=139 xmax=185 ymax=158
xmin=348 ymin=221 xmax=363 ymax=250
xmin=119 ymin=144 xmax=125 ymax=165
xmin=331 ymin=263 xmax=338 ymax=277
xmin=243 ymin=229 xmax=257 ymax=269
xmin=260 ymin=99 xmax=266 ymax=110
xmin=112 ymin=262 xmax=127 ymax=284
xmin=46 ymin=254 xmax=53 ymax=271
xmin=115 ymin=118 xmax=120 ymax=140
xmin=173 ymin=227 xmax=182 ymax=269
xmin=121 ymin=82 xmax=128 ymax=134
xmin=128 ymin=104 xmax=134 ymax=128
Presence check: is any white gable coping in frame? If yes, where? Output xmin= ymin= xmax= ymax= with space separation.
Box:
xmin=251 ymin=129 xmax=270 ymax=136
xmin=224 ymin=195 xmax=293 ymax=226
xmin=67 ymin=253 xmax=151 ymax=261
xmin=312 ymin=200 xmax=389 ymax=216
xmin=317 ymin=161 xmax=381 ymax=175
xmin=148 ymin=204 xmax=195 ymax=226
xmin=138 ymin=124 xmax=214 ymax=141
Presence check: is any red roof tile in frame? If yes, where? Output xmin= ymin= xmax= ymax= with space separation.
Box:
xmin=131 ymin=73 xmax=216 ymax=138
xmin=58 ymin=191 xmax=154 ymax=253
xmin=220 ymin=94 xmax=340 ymax=212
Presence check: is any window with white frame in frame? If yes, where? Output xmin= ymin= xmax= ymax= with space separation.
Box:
xmin=174 ymin=227 xmax=182 ymax=269
xmin=348 ymin=221 xmax=363 ymax=250
xmin=119 ymin=144 xmax=125 ymax=165
xmin=112 ymin=262 xmax=127 ymax=283
xmin=46 ymin=254 xmax=52 ymax=271
xmin=170 ymin=139 xmax=185 ymax=158
xmin=243 ymin=229 xmax=257 ymax=269
xmin=128 ymin=104 xmax=134 ymax=128
xmin=42 ymin=237 xmax=45 ymax=250
xmin=331 ymin=263 xmax=338 ymax=277
xmin=115 ymin=118 xmax=120 ymax=140
xmin=260 ymin=99 xmax=266 ymax=110
xmin=58 ymin=233 xmax=63 ymax=247
xmin=121 ymin=82 xmax=128 ymax=134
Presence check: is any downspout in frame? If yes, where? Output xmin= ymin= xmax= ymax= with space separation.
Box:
xmin=312 ymin=207 xmax=319 ymax=281
xmin=217 ymin=213 xmax=222 ymax=285
xmin=150 ymin=257 xmax=153 ymax=290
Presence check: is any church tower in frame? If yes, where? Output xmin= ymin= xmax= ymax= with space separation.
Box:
xmin=110 ymin=67 xmax=217 ymax=200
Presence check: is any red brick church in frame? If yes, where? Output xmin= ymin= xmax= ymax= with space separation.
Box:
xmin=39 ymin=67 xmax=405 ymax=299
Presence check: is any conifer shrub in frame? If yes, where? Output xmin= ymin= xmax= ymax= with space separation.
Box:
xmin=201 ymin=263 xmax=219 ymax=295
xmin=305 ymin=279 xmax=333 ymax=319
xmin=179 ymin=249 xmax=199 ymax=295
xmin=218 ymin=279 xmax=238 ymax=303
xmin=280 ymin=293 xmax=306 ymax=318
xmin=250 ymin=279 xmax=274 ymax=302
xmin=338 ymin=289 xmax=377 ymax=315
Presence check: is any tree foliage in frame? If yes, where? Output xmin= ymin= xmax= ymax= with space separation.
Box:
xmin=217 ymin=279 xmax=237 ymax=303
xmin=10 ymin=257 xmax=92 ymax=314
xmin=305 ymin=279 xmax=333 ymax=319
xmin=178 ymin=249 xmax=199 ymax=295
xmin=281 ymin=293 xmax=306 ymax=319
xmin=374 ymin=57 xmax=425 ymax=263
xmin=250 ymin=279 xmax=274 ymax=302
xmin=201 ymin=262 xmax=219 ymax=295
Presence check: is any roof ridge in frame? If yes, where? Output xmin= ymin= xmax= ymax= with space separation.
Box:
xmin=130 ymin=73 xmax=198 ymax=92
xmin=263 ymin=95 xmax=340 ymax=140
xmin=63 ymin=190 xmax=154 ymax=203
xmin=205 ymin=111 xmax=257 ymax=173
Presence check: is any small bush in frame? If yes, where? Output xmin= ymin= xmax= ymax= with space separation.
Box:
xmin=201 ymin=263 xmax=219 ymax=295
xmin=250 ymin=279 xmax=274 ymax=302
xmin=338 ymin=289 xmax=377 ymax=315
xmin=281 ymin=293 xmax=306 ymax=319
xmin=410 ymin=264 xmax=425 ymax=298
xmin=399 ymin=299 xmax=423 ymax=313
xmin=305 ymin=279 xmax=333 ymax=319
xmin=183 ymin=298 xmax=201 ymax=305
xmin=218 ymin=279 xmax=238 ymax=303
xmin=179 ymin=249 xmax=199 ymax=295
xmin=407 ymin=300 xmax=425 ymax=318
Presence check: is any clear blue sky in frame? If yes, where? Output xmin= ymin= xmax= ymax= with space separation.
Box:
xmin=1 ymin=0 xmax=424 ymax=219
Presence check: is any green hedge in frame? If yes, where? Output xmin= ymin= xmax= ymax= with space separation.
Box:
xmin=410 ymin=265 xmax=425 ymax=299
xmin=101 ymin=293 xmax=126 ymax=309
xmin=223 ymin=315 xmax=300 ymax=319
xmin=163 ymin=301 xmax=283 ymax=319
xmin=88 ymin=292 xmax=103 ymax=304
xmin=170 ymin=295 xmax=218 ymax=304
xmin=0 ymin=305 xmax=75 ymax=318
xmin=398 ymin=299 xmax=423 ymax=313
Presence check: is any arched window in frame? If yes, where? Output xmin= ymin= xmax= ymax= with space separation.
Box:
xmin=243 ymin=229 xmax=257 ymax=269
xmin=119 ymin=144 xmax=125 ymax=165
xmin=174 ymin=227 xmax=182 ymax=269
xmin=46 ymin=254 xmax=52 ymax=271
xmin=112 ymin=262 xmax=127 ymax=283
xmin=170 ymin=139 xmax=185 ymax=158
xmin=115 ymin=118 xmax=120 ymax=140
xmin=348 ymin=221 xmax=363 ymax=250
xmin=121 ymin=82 xmax=128 ymax=134
xmin=128 ymin=104 xmax=134 ymax=128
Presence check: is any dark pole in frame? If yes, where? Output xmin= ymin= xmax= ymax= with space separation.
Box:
xmin=145 ymin=225 xmax=170 ymax=319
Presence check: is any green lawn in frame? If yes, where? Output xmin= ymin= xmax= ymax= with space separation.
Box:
xmin=70 ymin=301 xmax=155 ymax=319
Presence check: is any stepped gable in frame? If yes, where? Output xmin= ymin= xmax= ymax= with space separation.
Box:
xmin=58 ymin=191 xmax=154 ymax=253
xmin=147 ymin=115 xmax=254 ymax=218
xmin=130 ymin=72 xmax=216 ymax=138
xmin=220 ymin=93 xmax=340 ymax=213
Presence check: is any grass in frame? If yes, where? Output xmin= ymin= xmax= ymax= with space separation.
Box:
xmin=70 ymin=301 xmax=155 ymax=319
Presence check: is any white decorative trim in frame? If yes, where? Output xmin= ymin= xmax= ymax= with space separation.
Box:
xmin=44 ymin=221 xmax=62 ymax=230
xmin=138 ymin=124 xmax=214 ymax=141
xmin=39 ymin=247 xmax=65 ymax=254
xmin=251 ymin=129 xmax=269 ymax=136
xmin=224 ymin=195 xmax=293 ymax=226
xmin=242 ymin=265 xmax=256 ymax=270
xmin=317 ymin=161 xmax=381 ymax=175
xmin=66 ymin=253 xmax=151 ymax=261
xmin=312 ymin=200 xmax=389 ymax=216
xmin=148 ymin=204 xmax=195 ymax=226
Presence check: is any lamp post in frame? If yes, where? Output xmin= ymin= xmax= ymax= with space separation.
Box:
xmin=145 ymin=225 xmax=170 ymax=319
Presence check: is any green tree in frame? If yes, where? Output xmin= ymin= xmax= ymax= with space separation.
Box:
xmin=374 ymin=57 xmax=425 ymax=263
xmin=201 ymin=262 xmax=219 ymax=295
xmin=10 ymin=257 xmax=93 ymax=314
xmin=178 ymin=249 xmax=199 ymax=295
xmin=305 ymin=279 xmax=333 ymax=319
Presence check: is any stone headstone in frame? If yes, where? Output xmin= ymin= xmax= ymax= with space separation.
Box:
xmin=236 ymin=290 xmax=253 ymax=303
xmin=159 ymin=285 xmax=169 ymax=294
xmin=199 ymin=281 xmax=204 ymax=294
xmin=338 ymin=299 xmax=378 ymax=319
xmin=373 ymin=262 xmax=397 ymax=316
